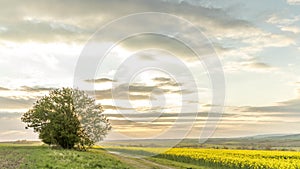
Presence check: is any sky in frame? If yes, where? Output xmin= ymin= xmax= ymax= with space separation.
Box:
xmin=0 ymin=0 xmax=300 ymax=141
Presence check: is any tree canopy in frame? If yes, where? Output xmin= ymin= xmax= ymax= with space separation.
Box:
xmin=21 ymin=88 xmax=111 ymax=149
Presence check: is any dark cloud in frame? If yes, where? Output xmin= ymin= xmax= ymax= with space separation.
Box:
xmin=94 ymin=89 xmax=112 ymax=100
xmin=129 ymin=83 xmax=186 ymax=94
xmin=153 ymin=77 xmax=173 ymax=82
xmin=105 ymin=112 xmax=230 ymax=118
xmin=0 ymin=19 xmax=89 ymax=43
xmin=246 ymin=62 xmax=272 ymax=69
xmin=94 ymin=88 xmax=150 ymax=100
xmin=0 ymin=0 xmax=257 ymax=43
xmin=0 ymin=87 xmax=10 ymax=91
xmin=102 ymin=105 xmax=132 ymax=110
xmin=206 ymin=101 xmax=300 ymax=119
xmin=106 ymin=112 xmax=166 ymax=118
xmin=85 ymin=78 xmax=115 ymax=83
xmin=104 ymin=107 xmax=155 ymax=114
xmin=106 ymin=111 xmax=245 ymax=131
xmin=19 ymin=86 xmax=56 ymax=92
xmin=109 ymin=120 xmax=171 ymax=128
xmin=215 ymin=91 xmax=300 ymax=120
xmin=153 ymin=77 xmax=181 ymax=87
xmin=0 ymin=96 xmax=35 ymax=109
xmin=129 ymin=84 xmax=160 ymax=93
xmin=242 ymin=96 xmax=300 ymax=114
xmin=94 ymin=81 xmax=190 ymax=100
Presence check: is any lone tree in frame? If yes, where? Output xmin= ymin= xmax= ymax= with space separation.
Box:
xmin=21 ymin=88 xmax=111 ymax=149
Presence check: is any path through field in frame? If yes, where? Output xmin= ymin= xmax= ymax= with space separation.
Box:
xmin=108 ymin=151 xmax=174 ymax=169
xmin=116 ymin=154 xmax=175 ymax=169
xmin=106 ymin=150 xmax=211 ymax=169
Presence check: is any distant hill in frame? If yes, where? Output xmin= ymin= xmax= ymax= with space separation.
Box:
xmin=244 ymin=134 xmax=287 ymax=139
xmin=0 ymin=140 xmax=42 ymax=145
xmin=101 ymin=134 xmax=300 ymax=151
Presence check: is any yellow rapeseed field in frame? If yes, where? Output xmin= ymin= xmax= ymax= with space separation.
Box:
xmin=107 ymin=147 xmax=300 ymax=169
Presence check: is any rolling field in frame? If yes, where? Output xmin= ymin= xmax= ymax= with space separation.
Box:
xmin=1 ymin=143 xmax=300 ymax=169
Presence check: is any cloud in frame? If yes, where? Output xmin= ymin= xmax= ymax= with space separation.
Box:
xmin=153 ymin=77 xmax=181 ymax=86
xmin=224 ymin=59 xmax=275 ymax=73
xmin=153 ymin=77 xmax=173 ymax=82
xmin=245 ymin=98 xmax=300 ymax=113
xmin=0 ymin=87 xmax=9 ymax=91
xmin=0 ymin=19 xmax=89 ymax=43
xmin=118 ymin=34 xmax=219 ymax=61
xmin=266 ymin=14 xmax=300 ymax=34
xmin=106 ymin=111 xmax=232 ymax=118
xmin=0 ymin=112 xmax=38 ymax=141
xmin=19 ymin=86 xmax=55 ymax=92
xmin=94 ymin=88 xmax=151 ymax=101
xmin=85 ymin=78 xmax=115 ymax=83
xmin=94 ymin=83 xmax=184 ymax=101
xmin=242 ymin=98 xmax=300 ymax=114
xmin=242 ymin=33 xmax=294 ymax=48
xmin=0 ymin=96 xmax=35 ymax=109
xmin=102 ymin=105 xmax=133 ymax=110
xmin=267 ymin=15 xmax=300 ymax=25
xmin=105 ymin=110 xmax=267 ymax=139
xmin=243 ymin=60 xmax=275 ymax=72
xmin=0 ymin=86 xmax=55 ymax=111
xmin=0 ymin=0 xmax=273 ymax=44
xmin=204 ymin=97 xmax=300 ymax=124
xmin=0 ymin=41 xmax=80 ymax=89
xmin=93 ymin=75 xmax=194 ymax=101
xmin=280 ymin=26 xmax=300 ymax=34
xmin=0 ymin=0 xmax=295 ymax=79
xmin=246 ymin=62 xmax=272 ymax=69
xmin=0 ymin=0 xmax=295 ymax=74
xmin=286 ymin=0 xmax=300 ymax=5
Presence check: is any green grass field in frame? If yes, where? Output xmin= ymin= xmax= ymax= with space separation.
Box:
xmin=0 ymin=144 xmax=209 ymax=169
xmin=0 ymin=144 xmax=132 ymax=169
